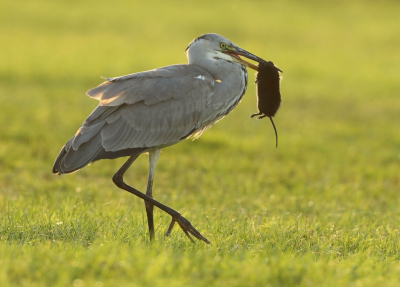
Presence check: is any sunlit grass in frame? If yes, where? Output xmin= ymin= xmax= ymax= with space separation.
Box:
xmin=1 ymin=0 xmax=400 ymax=286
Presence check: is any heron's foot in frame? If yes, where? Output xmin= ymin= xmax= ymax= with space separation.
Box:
xmin=165 ymin=214 xmax=211 ymax=244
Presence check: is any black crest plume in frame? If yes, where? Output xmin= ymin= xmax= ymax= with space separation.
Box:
xmin=251 ymin=60 xmax=282 ymax=147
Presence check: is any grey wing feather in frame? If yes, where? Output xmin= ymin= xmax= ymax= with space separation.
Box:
xmin=53 ymin=65 xmax=215 ymax=174
xmin=100 ymin=78 xmax=212 ymax=151
xmin=86 ymin=65 xmax=213 ymax=107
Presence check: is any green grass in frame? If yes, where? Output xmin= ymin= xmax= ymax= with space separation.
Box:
xmin=1 ymin=0 xmax=400 ymax=286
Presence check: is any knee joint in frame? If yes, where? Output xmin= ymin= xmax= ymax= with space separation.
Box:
xmin=112 ymin=174 xmax=123 ymax=186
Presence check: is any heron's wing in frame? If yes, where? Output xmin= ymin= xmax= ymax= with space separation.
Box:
xmin=72 ymin=65 xmax=215 ymax=153
xmin=87 ymin=64 xmax=214 ymax=107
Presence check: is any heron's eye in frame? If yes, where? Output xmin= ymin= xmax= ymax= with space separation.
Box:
xmin=220 ymin=42 xmax=227 ymax=49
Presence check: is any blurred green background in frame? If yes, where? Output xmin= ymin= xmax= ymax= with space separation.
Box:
xmin=1 ymin=0 xmax=399 ymax=286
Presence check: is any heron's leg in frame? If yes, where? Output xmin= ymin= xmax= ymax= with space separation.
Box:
xmin=112 ymin=155 xmax=211 ymax=244
xmin=144 ymin=149 xmax=161 ymax=241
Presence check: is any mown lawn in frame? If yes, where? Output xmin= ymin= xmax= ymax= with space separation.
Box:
xmin=1 ymin=0 xmax=399 ymax=286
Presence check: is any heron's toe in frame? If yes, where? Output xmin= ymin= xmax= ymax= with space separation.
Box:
xmin=176 ymin=215 xmax=211 ymax=244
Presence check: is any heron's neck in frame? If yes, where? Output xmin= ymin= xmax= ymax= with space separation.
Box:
xmin=191 ymin=56 xmax=248 ymax=109
xmin=188 ymin=55 xmax=243 ymax=82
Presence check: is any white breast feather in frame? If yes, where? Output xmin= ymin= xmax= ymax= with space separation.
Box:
xmin=194 ymin=75 xmax=206 ymax=80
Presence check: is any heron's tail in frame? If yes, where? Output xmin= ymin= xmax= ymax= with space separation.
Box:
xmin=52 ymin=133 xmax=103 ymax=175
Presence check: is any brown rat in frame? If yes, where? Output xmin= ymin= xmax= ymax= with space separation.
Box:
xmin=251 ymin=60 xmax=282 ymax=147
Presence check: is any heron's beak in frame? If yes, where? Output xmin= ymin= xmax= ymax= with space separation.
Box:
xmin=223 ymin=46 xmax=264 ymax=71
xmin=224 ymin=46 xmax=282 ymax=73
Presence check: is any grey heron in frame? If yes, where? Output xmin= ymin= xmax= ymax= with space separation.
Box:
xmin=53 ymin=33 xmax=275 ymax=244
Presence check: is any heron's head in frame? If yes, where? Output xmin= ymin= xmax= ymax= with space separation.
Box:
xmin=186 ymin=33 xmax=264 ymax=71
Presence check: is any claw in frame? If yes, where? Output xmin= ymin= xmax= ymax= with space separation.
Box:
xmin=251 ymin=112 xmax=261 ymax=118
